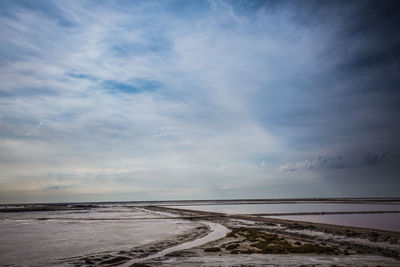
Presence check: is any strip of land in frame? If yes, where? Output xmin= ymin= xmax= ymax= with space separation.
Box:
xmin=2 ymin=199 xmax=400 ymax=266
xmin=123 ymin=205 xmax=400 ymax=266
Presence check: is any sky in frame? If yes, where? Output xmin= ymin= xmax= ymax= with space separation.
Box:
xmin=0 ymin=0 xmax=399 ymax=204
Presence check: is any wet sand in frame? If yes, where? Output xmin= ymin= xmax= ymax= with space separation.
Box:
xmin=0 ymin=206 xmax=205 ymax=266
xmin=1 ymin=199 xmax=400 ymax=266
xmin=120 ymin=221 xmax=230 ymax=266
xmin=117 ymin=205 xmax=400 ymax=266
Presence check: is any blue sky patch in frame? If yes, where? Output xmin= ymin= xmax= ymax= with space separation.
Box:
xmin=101 ymin=79 xmax=160 ymax=94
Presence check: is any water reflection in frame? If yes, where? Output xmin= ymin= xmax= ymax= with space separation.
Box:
xmin=170 ymin=203 xmax=400 ymax=214
xmin=268 ymin=213 xmax=400 ymax=232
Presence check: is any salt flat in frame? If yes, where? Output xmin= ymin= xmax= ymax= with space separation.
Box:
xmin=1 ymin=200 xmax=400 ymax=266
xmin=0 ymin=206 xmax=201 ymax=266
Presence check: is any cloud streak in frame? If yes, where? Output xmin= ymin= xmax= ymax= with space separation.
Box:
xmin=279 ymin=151 xmax=392 ymax=172
xmin=0 ymin=0 xmax=399 ymax=203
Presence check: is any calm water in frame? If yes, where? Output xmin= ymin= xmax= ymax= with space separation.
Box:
xmin=0 ymin=207 xmax=198 ymax=266
xmin=120 ymin=221 xmax=230 ymax=266
xmin=268 ymin=213 xmax=400 ymax=232
xmin=169 ymin=203 xmax=400 ymax=214
xmin=172 ymin=203 xmax=400 ymax=231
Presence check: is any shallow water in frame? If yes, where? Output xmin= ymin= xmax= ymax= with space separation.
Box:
xmin=0 ymin=207 xmax=199 ymax=266
xmin=120 ymin=221 xmax=230 ymax=266
xmin=170 ymin=203 xmax=400 ymax=214
xmin=268 ymin=213 xmax=400 ymax=232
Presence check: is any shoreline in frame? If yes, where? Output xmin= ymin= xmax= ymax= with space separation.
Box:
xmin=142 ymin=206 xmax=400 ymax=261
xmin=149 ymin=205 xmax=400 ymax=235
xmin=2 ymin=197 xmax=400 ymax=212
xmin=2 ymin=201 xmax=399 ymax=266
xmin=119 ymin=221 xmax=230 ymax=266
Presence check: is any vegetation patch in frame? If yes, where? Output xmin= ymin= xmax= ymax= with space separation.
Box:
xmin=224 ymin=227 xmax=341 ymax=255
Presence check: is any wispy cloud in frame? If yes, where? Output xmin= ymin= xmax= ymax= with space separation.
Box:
xmin=0 ymin=0 xmax=399 ymax=203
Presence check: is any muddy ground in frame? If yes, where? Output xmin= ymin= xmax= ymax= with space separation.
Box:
xmin=3 ymin=202 xmax=399 ymax=266
xmin=59 ymin=204 xmax=400 ymax=266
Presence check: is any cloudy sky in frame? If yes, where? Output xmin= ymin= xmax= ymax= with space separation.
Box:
xmin=0 ymin=0 xmax=399 ymax=204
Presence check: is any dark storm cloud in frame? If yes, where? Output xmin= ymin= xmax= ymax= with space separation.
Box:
xmin=1 ymin=0 xmax=399 ymax=203
xmin=235 ymin=0 xmax=400 ymax=192
xmin=280 ymin=151 xmax=393 ymax=172
xmin=249 ymin=0 xmax=400 ymax=152
xmin=361 ymin=151 xmax=391 ymax=166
